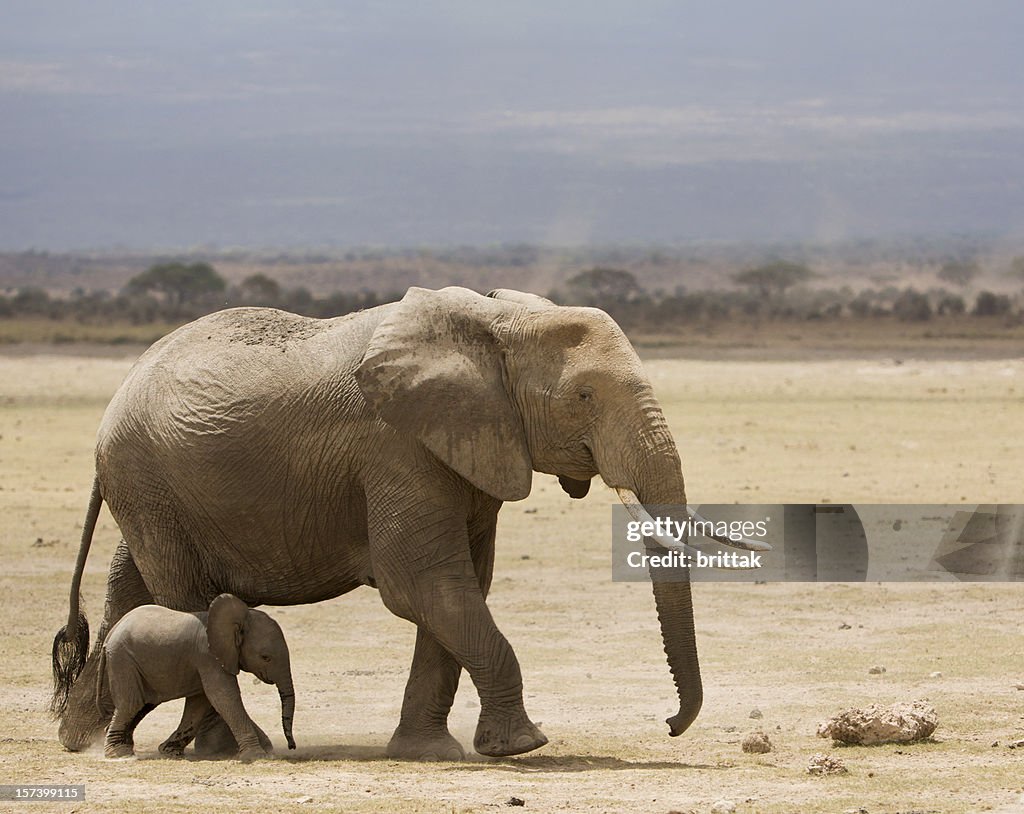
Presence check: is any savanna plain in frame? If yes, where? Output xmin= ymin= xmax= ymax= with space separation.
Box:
xmin=1 ymin=335 xmax=1022 ymax=814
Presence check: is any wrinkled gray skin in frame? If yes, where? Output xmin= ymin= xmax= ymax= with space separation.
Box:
xmin=98 ymin=594 xmax=295 ymax=761
xmin=53 ymin=286 xmax=701 ymax=760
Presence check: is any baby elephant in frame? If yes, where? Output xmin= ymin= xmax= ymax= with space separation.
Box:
xmin=98 ymin=593 xmax=296 ymax=761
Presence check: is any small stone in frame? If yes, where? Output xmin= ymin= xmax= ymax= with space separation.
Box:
xmin=839 ymin=622 xmax=852 ymax=630
xmin=991 ymin=740 xmax=1000 ymax=747
xmin=506 ymin=797 xmax=525 ymax=807
xmin=741 ymin=731 xmax=772 ymax=754
xmin=749 ymin=708 xmax=763 ymax=719
xmin=1014 ymin=683 xmax=1024 ymax=691
xmin=721 ymin=725 xmax=737 ymax=733
xmin=867 ymin=665 xmax=886 ymax=674
xmin=808 ymin=753 xmax=848 ymax=775
xmin=929 ymin=671 xmax=942 ymax=678
xmin=710 ymin=800 xmax=737 ymax=814
xmin=1008 ymin=740 xmax=1024 ymax=749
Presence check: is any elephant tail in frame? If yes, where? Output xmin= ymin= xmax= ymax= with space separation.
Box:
xmin=50 ymin=477 xmax=102 ymax=718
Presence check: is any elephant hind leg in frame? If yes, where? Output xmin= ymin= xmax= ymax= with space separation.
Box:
xmin=105 ymin=703 xmax=154 ymax=758
xmin=60 ymin=541 xmax=154 ymax=751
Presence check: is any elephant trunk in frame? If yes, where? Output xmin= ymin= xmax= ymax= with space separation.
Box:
xmin=602 ymin=398 xmax=703 ymax=737
xmin=278 ymin=678 xmax=296 ymax=750
xmin=650 ymin=570 xmax=703 ymax=736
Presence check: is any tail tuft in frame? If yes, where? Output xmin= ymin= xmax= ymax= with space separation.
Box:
xmin=50 ymin=613 xmax=89 ymax=718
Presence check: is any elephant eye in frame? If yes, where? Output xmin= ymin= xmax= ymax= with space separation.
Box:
xmin=578 ymin=388 xmax=594 ymax=402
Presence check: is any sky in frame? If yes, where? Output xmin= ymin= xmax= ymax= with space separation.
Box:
xmin=1 ymin=1 xmax=1023 ymax=249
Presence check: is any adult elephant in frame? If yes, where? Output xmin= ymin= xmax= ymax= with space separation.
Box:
xmin=51 ymin=286 xmax=747 ymax=759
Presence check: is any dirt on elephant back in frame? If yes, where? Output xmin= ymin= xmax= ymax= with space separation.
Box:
xmin=1 ymin=348 xmax=1023 ymax=814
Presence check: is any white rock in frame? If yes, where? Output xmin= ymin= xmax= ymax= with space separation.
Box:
xmin=807 ymin=753 xmax=848 ymax=775
xmin=817 ymin=700 xmax=938 ymax=745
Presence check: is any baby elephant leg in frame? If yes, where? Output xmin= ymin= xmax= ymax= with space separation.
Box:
xmin=160 ymin=695 xmax=215 ymax=757
xmin=189 ymin=706 xmax=273 ymax=758
xmin=197 ymin=670 xmax=273 ymax=761
xmin=103 ymin=651 xmax=155 ymax=758
xmin=105 ymin=703 xmax=155 ymax=758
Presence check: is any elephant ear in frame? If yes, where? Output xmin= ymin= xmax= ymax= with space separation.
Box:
xmin=207 ymin=593 xmax=248 ymax=676
xmin=355 ymin=286 xmax=533 ymax=502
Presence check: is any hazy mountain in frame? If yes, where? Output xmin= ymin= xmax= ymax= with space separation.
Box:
xmin=2 ymin=2 xmax=1022 ymax=250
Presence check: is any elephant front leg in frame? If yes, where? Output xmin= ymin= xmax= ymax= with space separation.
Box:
xmin=413 ymin=587 xmax=545 ymax=757
xmin=160 ymin=694 xmax=212 ymax=757
xmin=387 ymin=628 xmax=466 ymax=761
xmin=198 ymin=670 xmax=272 ymax=762
xmin=372 ymin=508 xmax=547 ymax=759
xmin=163 ymin=696 xmax=273 ymax=758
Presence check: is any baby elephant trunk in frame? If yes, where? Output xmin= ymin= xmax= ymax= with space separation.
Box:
xmin=278 ymin=678 xmax=296 ymax=750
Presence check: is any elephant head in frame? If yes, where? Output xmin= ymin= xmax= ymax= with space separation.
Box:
xmin=355 ymin=286 xmax=706 ymax=735
xmin=208 ymin=594 xmax=296 ymax=750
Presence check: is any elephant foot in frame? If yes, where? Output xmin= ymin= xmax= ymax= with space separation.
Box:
xmin=238 ymin=745 xmax=271 ymax=763
xmin=473 ymin=712 xmax=547 ymax=757
xmin=386 ymin=727 xmax=466 ymax=761
xmin=158 ymin=741 xmax=186 ymax=758
xmin=104 ymin=743 xmax=135 ymax=759
xmin=194 ymin=717 xmax=238 ymax=757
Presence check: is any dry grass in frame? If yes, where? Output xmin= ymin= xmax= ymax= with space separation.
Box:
xmin=1 ymin=347 xmax=1022 ymax=813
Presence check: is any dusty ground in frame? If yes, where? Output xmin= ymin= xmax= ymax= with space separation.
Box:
xmin=1 ymin=345 xmax=1022 ymax=813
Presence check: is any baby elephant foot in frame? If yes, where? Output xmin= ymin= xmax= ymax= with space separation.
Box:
xmin=386 ymin=728 xmax=466 ymax=761
xmin=474 ymin=711 xmax=548 ymax=757
xmin=158 ymin=740 xmax=186 ymax=758
xmin=104 ymin=742 xmax=135 ymax=759
xmin=237 ymin=745 xmax=272 ymax=763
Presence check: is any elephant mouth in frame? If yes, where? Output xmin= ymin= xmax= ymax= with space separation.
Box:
xmin=558 ymin=475 xmax=591 ymax=499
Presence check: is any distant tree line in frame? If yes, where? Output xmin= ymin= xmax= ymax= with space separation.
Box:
xmin=1 ymin=258 xmax=1022 ymax=330
xmin=546 ymin=264 xmax=1021 ymax=328
xmin=0 ymin=262 xmax=401 ymax=324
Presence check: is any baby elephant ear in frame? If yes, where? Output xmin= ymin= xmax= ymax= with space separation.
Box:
xmin=207 ymin=593 xmax=248 ymax=676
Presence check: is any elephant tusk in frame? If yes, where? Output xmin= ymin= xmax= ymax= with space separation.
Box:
xmin=686 ymin=508 xmax=773 ymax=552
xmin=615 ymin=489 xmax=771 ymax=570
xmin=615 ymin=488 xmax=704 ymax=560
